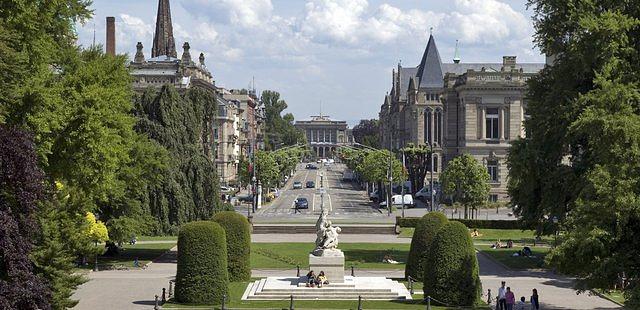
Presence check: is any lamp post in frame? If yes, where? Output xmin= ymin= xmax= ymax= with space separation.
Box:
xmin=552 ymin=216 xmax=559 ymax=247
xmin=252 ymin=175 xmax=257 ymax=213
xmin=401 ymin=150 xmax=405 ymax=218
xmin=428 ymin=142 xmax=435 ymax=212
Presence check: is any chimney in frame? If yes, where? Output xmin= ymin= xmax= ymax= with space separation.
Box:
xmin=106 ymin=17 xmax=116 ymax=56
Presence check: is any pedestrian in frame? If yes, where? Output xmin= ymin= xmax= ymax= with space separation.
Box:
xmin=515 ymin=296 xmax=526 ymax=310
xmin=530 ymin=288 xmax=540 ymax=310
xmin=505 ymin=287 xmax=515 ymax=310
xmin=497 ymin=281 xmax=507 ymax=310
xmin=133 ymin=257 xmax=139 ymax=268
xmin=294 ymin=199 xmax=300 ymax=214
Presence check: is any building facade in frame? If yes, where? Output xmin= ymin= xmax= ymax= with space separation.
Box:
xmin=380 ymin=34 xmax=544 ymax=201
xmin=295 ymin=115 xmax=354 ymax=158
xmin=214 ymin=98 xmax=241 ymax=186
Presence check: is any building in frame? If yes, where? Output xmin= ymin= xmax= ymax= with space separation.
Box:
xmin=295 ymin=115 xmax=354 ymax=158
xmin=222 ymin=89 xmax=261 ymax=156
xmin=215 ymin=97 xmax=241 ymax=186
xmin=379 ymin=34 xmax=544 ymax=201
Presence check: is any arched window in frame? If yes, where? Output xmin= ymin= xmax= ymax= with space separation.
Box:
xmin=433 ymin=155 xmax=439 ymax=173
xmin=435 ymin=109 xmax=442 ymax=145
xmin=424 ymin=109 xmax=432 ymax=144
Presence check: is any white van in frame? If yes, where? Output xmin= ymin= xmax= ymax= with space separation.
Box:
xmin=379 ymin=194 xmax=414 ymax=208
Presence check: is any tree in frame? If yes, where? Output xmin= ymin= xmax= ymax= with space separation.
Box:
xmin=261 ymin=90 xmax=304 ymax=150
xmin=254 ymin=151 xmax=280 ymax=189
xmin=405 ymin=212 xmax=448 ymax=280
xmin=352 ymin=119 xmax=380 ymax=149
xmin=0 ymin=126 xmax=51 ymax=310
xmin=402 ymin=144 xmax=431 ymax=194
xmin=175 ymin=221 xmax=228 ymax=304
xmin=507 ymin=1 xmax=640 ymax=304
xmin=357 ymin=150 xmax=405 ymax=184
xmin=440 ymin=154 xmax=490 ymax=219
xmin=423 ymin=221 xmax=481 ymax=306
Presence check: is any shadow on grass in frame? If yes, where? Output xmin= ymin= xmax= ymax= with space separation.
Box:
xmin=343 ymin=248 xmax=409 ymax=264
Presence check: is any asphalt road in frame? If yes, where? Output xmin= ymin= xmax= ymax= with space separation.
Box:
xmin=255 ymin=163 xmax=386 ymax=220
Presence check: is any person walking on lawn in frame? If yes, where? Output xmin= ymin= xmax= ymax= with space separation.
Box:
xmin=497 ymin=281 xmax=507 ymax=310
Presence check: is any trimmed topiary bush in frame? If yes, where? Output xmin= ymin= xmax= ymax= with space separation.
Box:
xmin=175 ymin=221 xmax=228 ymax=304
xmin=405 ymin=212 xmax=448 ymax=280
xmin=212 ymin=211 xmax=251 ymax=281
xmin=423 ymin=221 xmax=481 ymax=306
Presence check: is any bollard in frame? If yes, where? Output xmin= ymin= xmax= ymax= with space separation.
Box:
xmin=425 ymin=296 xmax=431 ymax=310
xmin=409 ymin=277 xmax=414 ymax=294
xmin=357 ymin=295 xmax=362 ymax=310
xmin=289 ymin=294 xmax=294 ymax=310
xmin=154 ymin=295 xmax=159 ymax=310
xmin=168 ymin=280 xmax=174 ymax=298
xmin=351 ymin=265 xmax=355 ymax=277
xmin=296 ymin=265 xmax=300 ymax=277
xmin=221 ymin=294 xmax=227 ymax=310
xmin=162 ymin=288 xmax=166 ymax=303
xmin=487 ymin=288 xmax=492 ymax=304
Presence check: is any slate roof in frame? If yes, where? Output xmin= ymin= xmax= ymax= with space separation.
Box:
xmin=416 ymin=34 xmax=444 ymax=89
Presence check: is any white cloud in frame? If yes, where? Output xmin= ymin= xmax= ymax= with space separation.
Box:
xmin=181 ymin=0 xmax=273 ymax=28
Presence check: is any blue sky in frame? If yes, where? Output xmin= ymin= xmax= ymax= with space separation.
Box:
xmin=77 ymin=0 xmax=543 ymax=126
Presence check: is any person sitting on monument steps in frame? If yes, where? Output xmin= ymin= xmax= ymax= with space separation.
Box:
xmin=306 ymin=270 xmax=317 ymax=287
xmin=317 ymin=271 xmax=329 ymax=287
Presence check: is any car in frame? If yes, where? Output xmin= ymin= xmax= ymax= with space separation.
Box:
xmin=220 ymin=186 xmax=234 ymax=192
xmin=369 ymin=190 xmax=380 ymax=202
xmin=294 ymin=197 xmax=309 ymax=209
xmin=305 ymin=164 xmax=318 ymax=170
xmin=306 ymin=181 xmax=315 ymax=188
xmin=379 ymin=194 xmax=414 ymax=208
xmin=414 ymin=187 xmax=432 ymax=202
xmin=317 ymin=159 xmax=323 ymax=163
xmin=293 ymin=181 xmax=303 ymax=189
xmin=237 ymin=195 xmax=254 ymax=203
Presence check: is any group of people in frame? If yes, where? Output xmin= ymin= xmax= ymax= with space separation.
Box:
xmin=305 ymin=270 xmax=329 ymax=288
xmin=491 ymin=239 xmax=515 ymax=249
xmin=495 ymin=281 xmax=540 ymax=310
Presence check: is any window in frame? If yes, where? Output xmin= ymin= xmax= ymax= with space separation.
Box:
xmin=435 ymin=110 xmax=442 ymax=145
xmin=486 ymin=108 xmax=499 ymax=139
xmin=433 ymin=155 xmax=438 ymax=173
xmin=489 ymin=194 xmax=498 ymax=202
xmin=214 ymin=128 xmax=219 ymax=139
xmin=424 ymin=109 xmax=432 ymax=144
xmin=487 ymin=160 xmax=498 ymax=182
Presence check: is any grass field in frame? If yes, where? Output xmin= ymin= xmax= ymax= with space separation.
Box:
xmin=136 ymin=235 xmax=178 ymax=242
xmin=400 ymin=228 xmax=554 ymax=244
xmin=251 ymin=243 xmax=409 ymax=270
xmin=475 ymin=244 xmax=549 ymax=270
xmin=597 ymin=289 xmax=626 ymax=305
xmin=79 ymin=242 xmax=176 ymax=270
xmin=163 ymin=280 xmax=490 ymax=309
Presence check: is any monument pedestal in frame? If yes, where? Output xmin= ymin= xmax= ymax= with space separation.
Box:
xmin=308 ymin=249 xmax=345 ymax=283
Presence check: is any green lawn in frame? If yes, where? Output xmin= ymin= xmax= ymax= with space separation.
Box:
xmin=137 ymin=235 xmax=178 ymax=242
xmin=475 ymin=244 xmax=549 ymax=270
xmin=400 ymin=228 xmax=553 ymax=244
xmin=79 ymin=242 xmax=176 ymax=270
xmin=597 ymin=289 xmax=625 ymax=305
xmin=251 ymin=243 xmax=409 ymax=270
xmin=163 ymin=280 xmax=489 ymax=309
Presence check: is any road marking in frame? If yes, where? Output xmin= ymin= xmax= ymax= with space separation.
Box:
xmin=312 ymin=194 xmax=316 ymax=212
xmin=327 ymin=193 xmax=333 ymax=212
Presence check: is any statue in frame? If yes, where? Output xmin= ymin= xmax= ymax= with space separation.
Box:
xmin=312 ymin=209 xmax=341 ymax=256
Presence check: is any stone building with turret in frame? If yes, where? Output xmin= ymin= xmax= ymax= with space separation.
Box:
xmin=379 ymin=34 xmax=545 ymax=201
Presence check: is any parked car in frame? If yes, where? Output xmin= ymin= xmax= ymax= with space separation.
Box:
xmin=369 ymin=190 xmax=380 ymax=202
xmin=220 ymin=186 xmax=234 ymax=192
xmin=305 ymin=164 xmax=318 ymax=170
xmin=306 ymin=181 xmax=315 ymax=188
xmin=294 ymin=197 xmax=309 ymax=209
xmin=293 ymin=181 xmax=303 ymax=189
xmin=237 ymin=194 xmax=254 ymax=203
xmin=414 ymin=187 xmax=432 ymax=202
xmin=379 ymin=194 xmax=414 ymax=208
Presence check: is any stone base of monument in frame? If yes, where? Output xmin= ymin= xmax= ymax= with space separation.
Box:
xmin=242 ymin=276 xmax=412 ymax=300
xmin=309 ymin=249 xmax=345 ymax=283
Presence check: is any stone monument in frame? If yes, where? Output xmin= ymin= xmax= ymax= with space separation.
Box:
xmin=309 ymin=208 xmax=345 ymax=283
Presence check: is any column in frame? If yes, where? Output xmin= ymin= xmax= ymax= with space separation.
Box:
xmin=430 ymin=110 xmax=435 ymax=145
xmin=499 ymin=107 xmax=505 ymax=140
xmin=480 ymin=108 xmax=486 ymax=140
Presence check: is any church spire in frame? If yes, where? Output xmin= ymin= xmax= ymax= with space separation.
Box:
xmin=152 ymin=0 xmax=177 ymax=58
xmin=416 ymin=33 xmax=444 ymax=89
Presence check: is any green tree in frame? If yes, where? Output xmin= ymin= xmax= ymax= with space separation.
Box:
xmin=405 ymin=212 xmax=448 ymax=280
xmin=402 ymin=144 xmax=431 ymax=194
xmin=507 ymin=1 xmax=640 ymax=304
xmin=440 ymin=154 xmax=490 ymax=219
xmin=254 ymin=150 xmax=280 ymax=189
xmin=423 ymin=221 xmax=481 ymax=306
xmin=357 ymin=150 xmax=405 ymax=184
xmin=261 ymin=90 xmax=304 ymax=150
xmin=352 ymin=119 xmax=380 ymax=149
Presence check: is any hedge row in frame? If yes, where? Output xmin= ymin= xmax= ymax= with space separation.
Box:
xmin=212 ymin=211 xmax=251 ymax=281
xmin=396 ymin=216 xmax=531 ymax=230
xmin=405 ymin=212 xmax=448 ymax=280
xmin=175 ymin=221 xmax=229 ymax=304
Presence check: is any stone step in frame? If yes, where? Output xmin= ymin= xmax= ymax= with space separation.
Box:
xmin=246 ymin=294 xmax=406 ymax=300
xmin=252 ymin=224 xmax=396 ymax=234
xmin=258 ymin=289 xmax=396 ymax=294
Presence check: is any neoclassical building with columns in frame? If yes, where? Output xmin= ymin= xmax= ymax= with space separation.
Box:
xmin=379 ymin=34 xmax=544 ymax=201
xmin=295 ymin=115 xmax=354 ymax=158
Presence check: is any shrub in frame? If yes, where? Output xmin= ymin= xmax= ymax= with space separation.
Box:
xmin=175 ymin=221 xmax=228 ymax=304
xmin=423 ymin=221 xmax=481 ymax=306
xmin=212 ymin=211 xmax=251 ymax=281
xmin=405 ymin=212 xmax=448 ymax=280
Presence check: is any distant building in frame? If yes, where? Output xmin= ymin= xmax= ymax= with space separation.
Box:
xmin=295 ymin=115 xmax=354 ymax=158
xmin=215 ymin=98 xmax=241 ymax=186
xmin=222 ymin=89 xmax=261 ymax=156
xmin=379 ymin=34 xmax=545 ymax=201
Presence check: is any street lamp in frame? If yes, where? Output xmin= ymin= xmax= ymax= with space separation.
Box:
xmin=401 ymin=150 xmax=405 ymax=218
xmin=427 ymin=142 xmax=435 ymax=212
xmin=552 ymin=216 xmax=559 ymax=247
xmin=252 ymin=175 xmax=257 ymax=213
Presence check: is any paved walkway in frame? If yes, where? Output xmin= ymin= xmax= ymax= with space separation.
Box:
xmin=73 ymin=236 xmax=622 ymax=310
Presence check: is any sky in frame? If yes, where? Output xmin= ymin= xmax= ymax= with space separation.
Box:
xmin=77 ymin=0 xmax=544 ymax=126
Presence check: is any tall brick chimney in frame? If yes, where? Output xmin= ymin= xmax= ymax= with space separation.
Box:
xmin=106 ymin=17 xmax=115 ymax=56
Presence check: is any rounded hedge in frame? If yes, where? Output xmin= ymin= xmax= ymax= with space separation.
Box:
xmin=212 ymin=211 xmax=251 ymax=281
xmin=423 ymin=221 xmax=481 ymax=306
xmin=405 ymin=212 xmax=448 ymax=280
xmin=175 ymin=221 xmax=229 ymax=304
